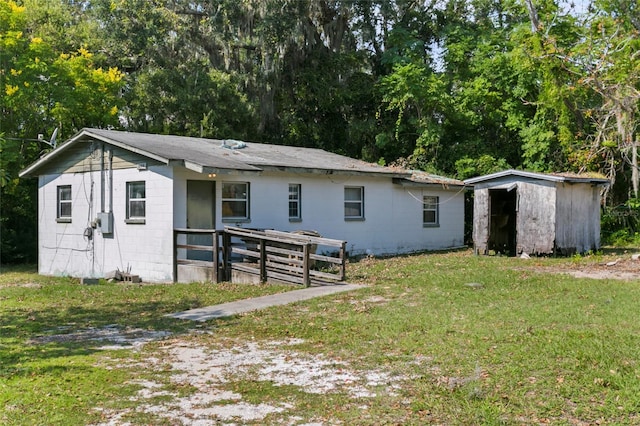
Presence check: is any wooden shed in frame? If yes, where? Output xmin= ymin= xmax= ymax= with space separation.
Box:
xmin=465 ymin=170 xmax=609 ymax=256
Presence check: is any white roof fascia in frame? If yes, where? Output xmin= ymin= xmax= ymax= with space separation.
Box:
xmin=464 ymin=169 xmax=608 ymax=185
xmin=464 ymin=170 xmax=559 ymax=184
xmin=183 ymin=161 xmax=204 ymax=174
xmin=393 ymin=179 xmax=468 ymax=189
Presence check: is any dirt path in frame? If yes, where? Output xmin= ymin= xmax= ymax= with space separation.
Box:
xmin=527 ymin=253 xmax=640 ymax=281
xmin=91 ymin=336 xmax=409 ymax=425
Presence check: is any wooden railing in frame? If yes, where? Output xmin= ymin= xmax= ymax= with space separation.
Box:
xmin=173 ymin=228 xmax=223 ymax=282
xmin=173 ymin=227 xmax=346 ymax=286
xmin=226 ymin=226 xmax=346 ymax=287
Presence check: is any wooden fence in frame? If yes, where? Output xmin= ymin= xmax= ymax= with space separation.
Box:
xmin=174 ymin=227 xmax=346 ymax=286
xmin=173 ymin=228 xmax=222 ymax=283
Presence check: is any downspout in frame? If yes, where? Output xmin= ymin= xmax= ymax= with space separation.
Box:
xmin=108 ymin=148 xmax=113 ymax=213
xmin=100 ymin=143 xmax=105 ymax=213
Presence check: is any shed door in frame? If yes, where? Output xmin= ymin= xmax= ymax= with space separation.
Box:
xmin=187 ymin=180 xmax=215 ymax=261
xmin=488 ymin=188 xmax=517 ymax=255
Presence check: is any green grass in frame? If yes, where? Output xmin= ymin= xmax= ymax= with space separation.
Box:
xmin=0 ymin=265 xmax=292 ymax=425
xmin=2 ymin=253 xmax=640 ymax=425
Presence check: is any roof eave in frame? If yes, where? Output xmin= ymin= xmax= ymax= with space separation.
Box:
xmin=464 ymin=169 xmax=609 ymax=185
xmin=19 ymin=129 xmax=88 ymax=178
xmin=393 ymin=177 xmax=469 ymax=189
xmin=168 ymin=160 xmax=263 ymax=175
xmin=83 ymin=129 xmax=170 ymax=164
xmin=19 ymin=128 xmax=172 ymax=178
xmin=258 ymin=165 xmax=409 ymax=178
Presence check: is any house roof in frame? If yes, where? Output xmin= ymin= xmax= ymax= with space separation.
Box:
xmin=394 ymin=170 xmax=467 ymax=189
xmin=20 ymin=128 xmax=412 ymax=178
xmin=19 ymin=129 xmax=466 ymax=188
xmin=464 ymin=169 xmax=609 ymax=186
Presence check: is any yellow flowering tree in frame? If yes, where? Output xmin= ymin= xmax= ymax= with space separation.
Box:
xmin=0 ymin=0 xmax=124 ymax=262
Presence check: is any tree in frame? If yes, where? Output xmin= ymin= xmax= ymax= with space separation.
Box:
xmin=0 ymin=0 xmax=124 ymax=263
xmin=577 ymin=0 xmax=640 ymax=200
xmin=524 ymin=0 xmax=640 ymax=203
xmin=377 ymin=0 xmax=537 ymax=174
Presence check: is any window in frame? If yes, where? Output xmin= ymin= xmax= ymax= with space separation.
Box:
xmin=222 ymin=182 xmax=249 ymax=221
xmin=423 ymin=196 xmax=439 ymax=226
xmin=289 ymin=184 xmax=301 ymax=221
xmin=126 ymin=181 xmax=146 ymax=222
xmin=344 ymin=186 xmax=364 ymax=220
xmin=57 ymin=185 xmax=72 ymax=222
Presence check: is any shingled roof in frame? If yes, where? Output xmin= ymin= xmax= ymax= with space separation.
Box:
xmin=20 ymin=129 xmax=469 ymax=189
xmin=20 ymin=128 xmax=411 ymax=178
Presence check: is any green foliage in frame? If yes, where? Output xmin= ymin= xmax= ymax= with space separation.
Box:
xmin=127 ymin=62 xmax=255 ymax=139
xmin=0 ymin=0 xmax=124 ymax=263
xmin=455 ymin=155 xmax=511 ymax=180
xmin=520 ymin=121 xmax=557 ymax=171
xmin=602 ymin=198 xmax=640 ymax=246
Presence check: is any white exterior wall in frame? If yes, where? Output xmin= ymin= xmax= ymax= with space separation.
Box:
xmin=39 ymin=165 xmax=464 ymax=282
xmin=38 ymin=165 xmax=175 ymax=282
xmin=173 ymin=170 xmax=465 ymax=256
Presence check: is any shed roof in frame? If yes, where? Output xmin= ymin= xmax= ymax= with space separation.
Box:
xmin=20 ymin=128 xmax=411 ymax=178
xmin=464 ymin=169 xmax=609 ymax=186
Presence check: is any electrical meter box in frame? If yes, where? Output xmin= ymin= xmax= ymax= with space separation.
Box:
xmin=97 ymin=212 xmax=113 ymax=234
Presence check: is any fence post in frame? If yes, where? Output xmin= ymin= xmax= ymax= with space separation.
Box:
xmin=173 ymin=230 xmax=178 ymax=283
xmin=303 ymin=243 xmax=310 ymax=287
xmin=212 ymin=230 xmax=219 ymax=283
xmin=222 ymin=231 xmax=231 ymax=281
xmin=339 ymin=241 xmax=346 ymax=281
xmin=260 ymin=239 xmax=267 ymax=283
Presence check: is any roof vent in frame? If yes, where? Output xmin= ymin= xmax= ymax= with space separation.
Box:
xmin=221 ymin=140 xmax=247 ymax=150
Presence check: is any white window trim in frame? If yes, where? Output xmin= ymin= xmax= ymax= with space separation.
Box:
xmin=221 ymin=181 xmax=250 ymax=222
xmin=344 ymin=186 xmax=365 ymax=221
xmin=289 ymin=183 xmax=302 ymax=221
xmin=423 ymin=195 xmax=439 ymax=227
xmin=56 ymin=185 xmax=72 ymax=223
xmin=125 ymin=181 xmax=146 ymax=224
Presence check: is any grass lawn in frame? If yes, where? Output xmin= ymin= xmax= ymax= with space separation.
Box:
xmin=1 ymin=250 xmax=640 ymax=425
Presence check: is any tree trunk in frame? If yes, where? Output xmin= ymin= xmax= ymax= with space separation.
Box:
xmin=523 ymin=0 xmax=540 ymax=33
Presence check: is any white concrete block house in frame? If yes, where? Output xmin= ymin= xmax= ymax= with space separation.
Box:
xmin=20 ymin=128 xmax=466 ymax=282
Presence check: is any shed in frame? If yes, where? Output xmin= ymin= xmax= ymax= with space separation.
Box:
xmin=465 ymin=170 xmax=609 ymax=256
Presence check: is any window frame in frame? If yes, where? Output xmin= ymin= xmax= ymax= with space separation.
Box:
xmin=221 ymin=181 xmax=250 ymax=222
xmin=288 ymin=183 xmax=302 ymax=221
xmin=423 ymin=195 xmax=439 ymax=227
xmin=126 ymin=181 xmax=146 ymax=224
xmin=56 ymin=185 xmax=72 ymax=222
xmin=344 ymin=186 xmax=365 ymax=221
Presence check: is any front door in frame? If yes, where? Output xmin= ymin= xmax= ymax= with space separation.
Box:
xmin=186 ymin=180 xmax=215 ymax=261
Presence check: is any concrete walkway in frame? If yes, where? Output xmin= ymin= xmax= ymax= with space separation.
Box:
xmin=168 ymin=283 xmax=365 ymax=321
